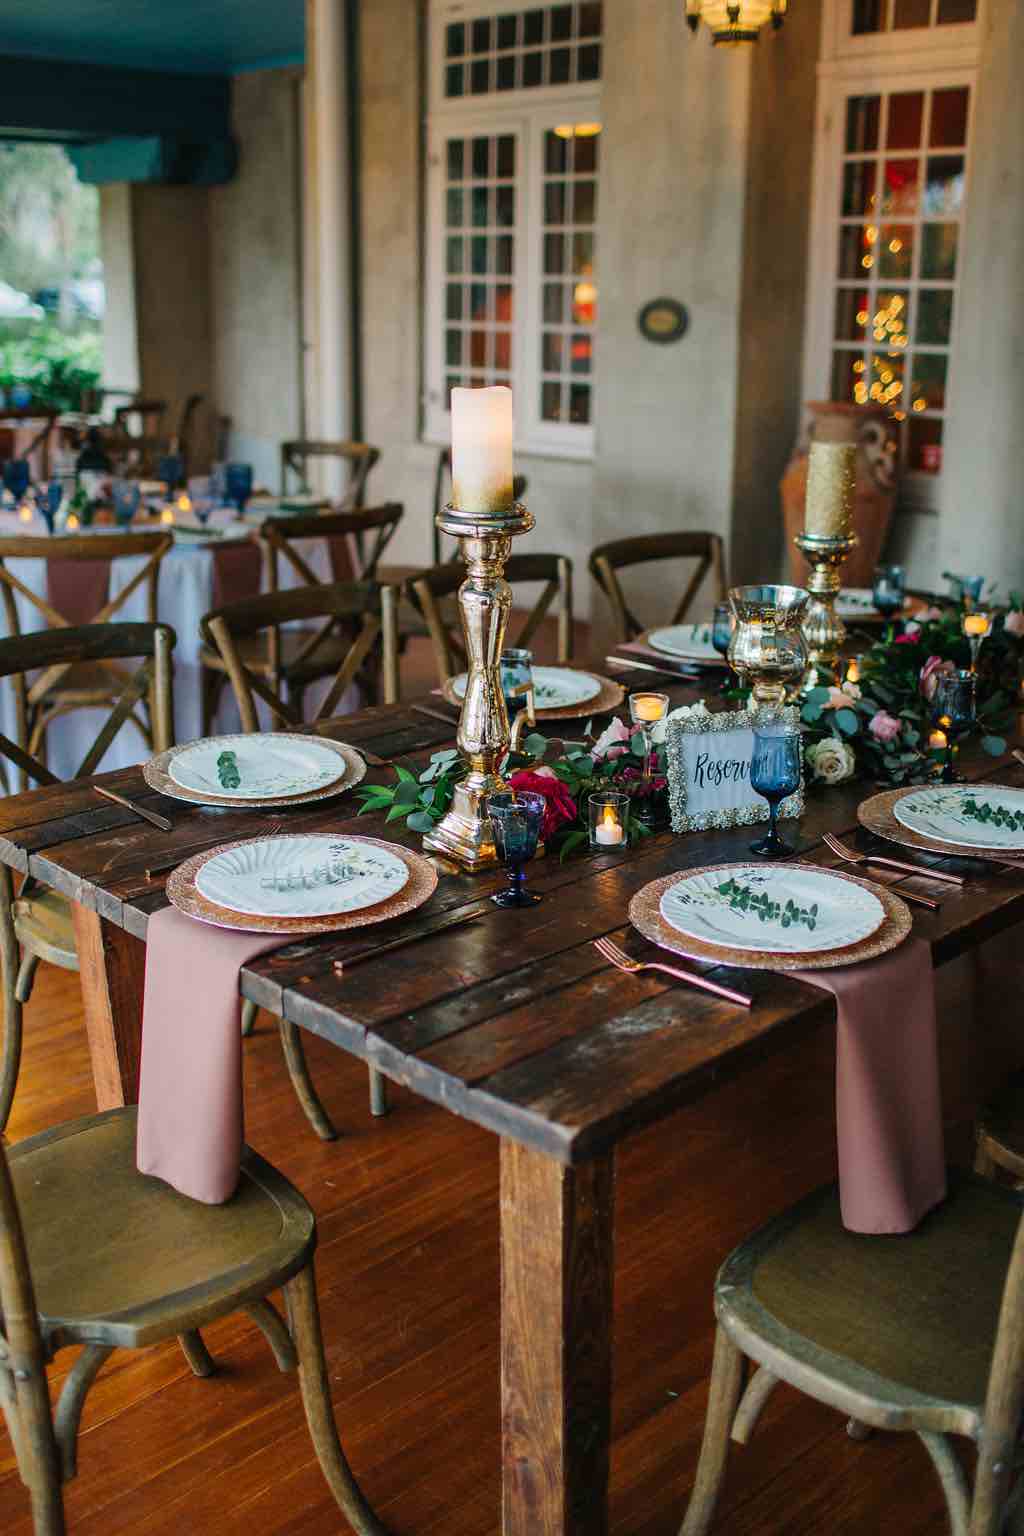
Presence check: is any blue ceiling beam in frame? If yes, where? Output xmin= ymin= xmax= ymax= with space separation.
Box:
xmin=0 ymin=54 xmax=230 ymax=143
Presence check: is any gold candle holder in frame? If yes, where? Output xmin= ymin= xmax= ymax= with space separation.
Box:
xmin=794 ymin=528 xmax=858 ymax=684
xmin=422 ymin=500 xmax=535 ymax=870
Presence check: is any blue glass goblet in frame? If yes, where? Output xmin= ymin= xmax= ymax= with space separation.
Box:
xmin=488 ymin=790 xmax=545 ymax=908
xmin=931 ymin=669 xmax=975 ymax=785
xmin=3 ymin=459 xmax=30 ymax=502
xmin=225 ymin=462 xmax=253 ymax=516
xmin=111 ymin=478 xmax=141 ymax=528
xmin=872 ymin=564 xmax=905 ymax=621
xmin=35 ymin=480 xmax=62 ymax=534
xmin=157 ymin=454 xmax=184 ymax=493
xmin=711 ymin=601 xmax=733 ymax=692
xmin=500 ymin=648 xmax=533 ymax=719
xmin=749 ymin=723 xmax=802 ymax=859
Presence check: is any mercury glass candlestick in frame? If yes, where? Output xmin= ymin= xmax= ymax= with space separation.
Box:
xmin=727 ymin=585 xmax=810 ymax=711
xmin=423 ymin=386 xmax=533 ymax=871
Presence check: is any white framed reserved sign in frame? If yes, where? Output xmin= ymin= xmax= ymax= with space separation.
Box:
xmin=665 ymin=704 xmax=804 ymax=832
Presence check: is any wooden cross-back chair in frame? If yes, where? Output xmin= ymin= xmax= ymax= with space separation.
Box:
xmin=0 ymin=532 xmax=173 ymax=790
xmin=0 ymin=622 xmax=175 ymax=1132
xmin=680 ymin=1168 xmax=1024 ymax=1536
xmin=198 ymin=506 xmax=403 ymax=735
xmin=0 ymin=1106 xmax=387 ymax=1536
xmin=409 ymin=552 xmax=573 ymax=687
xmin=200 ymin=582 xmax=397 ymax=1138
xmin=112 ymin=398 xmax=167 ymax=438
xmin=589 ymin=531 xmax=727 ymax=643
xmin=280 ymin=441 xmax=383 ymax=573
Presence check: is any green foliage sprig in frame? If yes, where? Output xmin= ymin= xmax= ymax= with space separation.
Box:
xmin=961 ymin=797 xmax=1024 ymax=833
xmin=716 ymin=878 xmax=818 ymax=931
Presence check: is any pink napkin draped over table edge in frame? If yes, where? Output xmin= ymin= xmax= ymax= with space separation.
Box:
xmin=796 ymin=935 xmax=947 ymax=1235
xmin=137 ymin=906 xmax=282 ymax=1204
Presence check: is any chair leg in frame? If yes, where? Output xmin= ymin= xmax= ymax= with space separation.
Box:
xmin=284 ymin=1262 xmax=390 ymax=1536
xmin=679 ymin=1327 xmax=745 ymax=1536
xmin=0 ymin=872 xmax=24 ymax=1134
xmin=730 ymin=1366 xmax=779 ymax=1445
xmin=918 ymin=1431 xmax=970 ymax=1536
xmin=201 ymin=668 xmax=225 ymax=736
xmin=279 ymin=1019 xmax=338 ymax=1141
xmin=241 ymin=998 xmax=257 ymax=1038
xmin=368 ymin=1066 xmax=388 ymax=1117
xmin=178 ymin=1331 xmax=217 ymax=1378
xmin=53 ymin=1344 xmax=114 ymax=1479
xmin=15 ymin=952 xmax=40 ymax=1005
xmin=28 ymin=1481 xmax=66 ymax=1536
xmin=245 ymin=1300 xmax=297 ymax=1372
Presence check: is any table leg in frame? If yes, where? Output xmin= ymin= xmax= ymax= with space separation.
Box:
xmin=71 ymin=902 xmax=146 ymax=1109
xmin=500 ymin=1140 xmax=616 ymax=1536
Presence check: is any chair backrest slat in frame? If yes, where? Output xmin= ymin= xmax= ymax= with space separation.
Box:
xmin=588 ymin=531 xmax=728 ymax=643
xmin=410 ymin=552 xmax=573 ymax=686
xmin=201 ymin=580 xmax=400 ymax=734
xmin=279 ymin=440 xmax=380 ymax=511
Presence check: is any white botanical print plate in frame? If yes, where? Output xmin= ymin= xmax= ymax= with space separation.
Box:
xmin=195 ymin=835 xmax=410 ymax=919
xmin=893 ymin=785 xmax=1024 ymax=851
xmin=659 ymin=863 xmax=886 ymax=955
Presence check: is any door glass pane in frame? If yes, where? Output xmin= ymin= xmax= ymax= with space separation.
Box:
xmin=917 ymin=290 xmax=953 ymax=347
xmin=843 ymin=162 xmax=877 ymax=218
xmin=881 ymin=160 xmax=919 ymax=216
xmin=879 ymin=225 xmax=913 ymax=280
xmin=893 ymin=0 xmax=930 ymax=25
xmin=839 ymin=225 xmax=877 ymax=278
xmin=909 ymin=417 xmax=944 ymax=474
xmin=846 ymin=96 xmax=880 ymax=153
xmin=911 ymin=354 xmax=948 ymax=411
xmin=852 ymin=0 xmax=884 ymax=31
xmin=920 ymin=223 xmax=958 ymax=280
xmin=924 ymin=156 xmax=965 ymax=215
xmin=930 ymin=88 xmax=969 ymax=148
xmin=835 ymin=289 xmax=869 ymax=342
xmin=887 ymin=93 xmax=924 ymax=151
xmin=831 ymin=351 xmax=860 ymax=404
xmin=936 ymin=0 xmax=976 ymax=19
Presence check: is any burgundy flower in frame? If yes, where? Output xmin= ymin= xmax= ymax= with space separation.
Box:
xmin=507 ymin=768 xmax=577 ymax=841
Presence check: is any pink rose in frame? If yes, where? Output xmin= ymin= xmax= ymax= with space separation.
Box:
xmin=868 ymin=709 xmax=901 ymax=744
xmin=592 ymin=717 xmax=631 ymax=761
xmin=919 ymin=654 xmax=956 ymax=701
xmin=917 ymin=606 xmax=943 ymax=623
xmin=1005 ymin=609 xmax=1024 ymax=637
xmin=827 ymin=687 xmax=859 ymax=711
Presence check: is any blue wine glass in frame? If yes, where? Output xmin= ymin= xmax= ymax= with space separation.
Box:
xmin=749 ymin=723 xmax=802 ymax=859
xmin=225 ymin=462 xmax=253 ymax=516
xmin=488 ymin=790 xmax=545 ymax=908
xmin=111 ymin=478 xmax=141 ymax=527
xmin=931 ymin=669 xmax=976 ymax=784
xmin=34 ymin=480 xmax=62 ymax=534
xmin=500 ymin=648 xmax=533 ymax=719
xmin=3 ymin=459 xmax=30 ymax=502
xmin=711 ymin=601 xmax=733 ymax=692
xmin=872 ymin=564 xmax=905 ymax=620
xmin=157 ymin=454 xmax=184 ymax=493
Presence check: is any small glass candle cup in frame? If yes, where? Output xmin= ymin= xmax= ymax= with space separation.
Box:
xmin=749 ymin=722 xmax=802 ymax=859
xmin=872 ymin=564 xmax=905 ymax=621
xmin=930 ymin=670 xmax=976 ymax=784
xmin=588 ymin=790 xmax=629 ymax=851
xmin=500 ymin=648 xmax=533 ymax=718
xmin=629 ymin=691 xmax=669 ymax=785
xmin=711 ymin=602 xmax=734 ymax=692
xmin=488 ymin=791 xmax=545 ymax=908
xmin=962 ymin=609 xmax=993 ymax=673
xmin=225 ymin=462 xmax=253 ymax=516
xmin=843 ymin=654 xmax=864 ymax=688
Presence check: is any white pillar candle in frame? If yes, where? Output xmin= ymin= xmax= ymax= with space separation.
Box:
xmin=451 ymin=385 xmax=514 ymax=514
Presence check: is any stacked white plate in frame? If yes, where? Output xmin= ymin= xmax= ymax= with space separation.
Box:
xmin=659 ymin=863 xmax=886 ymax=956
xmin=167 ymin=734 xmax=351 ymax=803
xmin=450 ymin=666 xmax=602 ymax=710
xmin=195 ymin=834 xmax=411 ymax=920
xmin=646 ymin=624 xmax=721 ymax=663
xmin=893 ymin=785 xmax=1024 ymax=853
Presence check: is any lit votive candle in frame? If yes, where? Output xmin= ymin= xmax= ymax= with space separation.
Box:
xmin=451 ymin=385 xmax=514 ymax=514
xmin=630 ymin=693 xmax=668 ymax=724
xmin=160 ymin=506 xmax=175 ymax=526
xmin=17 ymin=503 xmax=32 ymax=523
xmin=589 ymin=791 xmax=628 ymax=850
xmin=66 ymin=514 xmax=79 ymax=530
xmin=804 ymin=441 xmax=856 ymax=539
xmin=844 ymin=655 xmax=862 ymax=686
xmin=176 ymin=493 xmax=192 ymax=514
xmin=963 ymin=612 xmax=992 ymax=638
xmin=928 ymin=729 xmax=947 ymax=750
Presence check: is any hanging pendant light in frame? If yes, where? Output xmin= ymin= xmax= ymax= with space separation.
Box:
xmin=684 ymin=1 xmax=788 ymax=44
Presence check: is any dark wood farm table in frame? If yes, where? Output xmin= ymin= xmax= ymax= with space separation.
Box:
xmin=2 ymin=672 xmax=1024 ymax=1536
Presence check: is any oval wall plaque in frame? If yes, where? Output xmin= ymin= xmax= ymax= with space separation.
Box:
xmin=638 ymin=297 xmax=689 ymax=345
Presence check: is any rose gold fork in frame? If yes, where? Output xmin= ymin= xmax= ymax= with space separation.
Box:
xmin=593 ymin=936 xmax=753 ymax=1008
xmin=822 ymin=830 xmax=963 ymax=887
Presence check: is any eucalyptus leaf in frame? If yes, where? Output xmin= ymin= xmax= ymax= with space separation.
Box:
xmin=834 ymin=707 xmax=859 ymax=736
xmin=406 ymin=810 xmax=436 ymax=833
xmin=805 ymin=686 xmax=832 ymax=708
xmin=982 ymin=734 xmax=1007 ymax=756
xmin=524 ymin=733 xmax=548 ymax=757
xmin=393 ymin=779 xmax=421 ymax=806
xmin=801 ymin=701 xmax=823 ymax=724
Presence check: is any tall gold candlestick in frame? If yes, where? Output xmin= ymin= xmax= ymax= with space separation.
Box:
xmin=796 ymin=440 xmax=858 ymax=683
xmin=422 ymin=500 xmax=534 ymax=870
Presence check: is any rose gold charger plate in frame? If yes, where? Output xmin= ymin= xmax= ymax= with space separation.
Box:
xmin=441 ymin=669 xmax=624 ymax=721
xmin=144 ymin=734 xmax=366 ymax=809
xmin=166 ymin=834 xmax=438 ymax=936
xmin=629 ymin=862 xmax=912 ymax=972
xmin=858 ymin=785 xmax=1024 ymax=866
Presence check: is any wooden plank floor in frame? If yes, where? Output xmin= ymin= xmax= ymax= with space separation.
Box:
xmin=0 ymin=962 xmax=960 ymax=1535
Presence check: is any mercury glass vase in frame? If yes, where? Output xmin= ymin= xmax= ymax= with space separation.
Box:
xmin=727 ymin=584 xmax=810 ymax=711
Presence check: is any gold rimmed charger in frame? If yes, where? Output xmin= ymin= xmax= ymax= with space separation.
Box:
xmin=166 ymin=834 xmax=437 ymax=935
xmin=440 ymin=669 xmax=624 ymax=721
xmin=144 ymin=734 xmax=366 ymax=809
xmin=629 ymin=862 xmax=912 ymax=972
xmin=858 ymin=785 xmax=1024 ymax=866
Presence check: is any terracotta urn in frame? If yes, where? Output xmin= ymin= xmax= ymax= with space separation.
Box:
xmin=781 ymin=403 xmax=898 ymax=588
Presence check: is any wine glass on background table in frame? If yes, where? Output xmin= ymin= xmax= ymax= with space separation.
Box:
xmin=111 ymin=478 xmax=141 ymax=528
xmin=872 ymin=564 xmax=905 ymax=624
xmin=629 ymin=692 xmax=669 ymax=787
xmin=225 ymin=463 xmax=253 ymax=517
xmin=931 ymin=670 xmax=976 ymax=785
xmin=749 ymin=722 xmax=802 ymax=859
xmin=488 ymin=791 xmax=545 ymax=908
xmin=34 ymin=480 xmax=61 ymax=534
xmin=711 ymin=601 xmax=734 ymax=693
xmin=500 ymin=649 xmax=533 ymax=720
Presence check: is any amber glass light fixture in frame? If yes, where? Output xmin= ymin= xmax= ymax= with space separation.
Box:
xmin=685 ymin=0 xmax=788 ymax=43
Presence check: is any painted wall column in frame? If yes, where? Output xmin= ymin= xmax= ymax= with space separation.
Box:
xmin=304 ymin=0 xmax=354 ymax=493
xmin=938 ymin=0 xmax=1024 ymax=591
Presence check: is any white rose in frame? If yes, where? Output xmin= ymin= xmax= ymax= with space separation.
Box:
xmin=805 ymin=736 xmax=856 ymax=786
xmin=651 ymin=701 xmax=707 ymax=745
